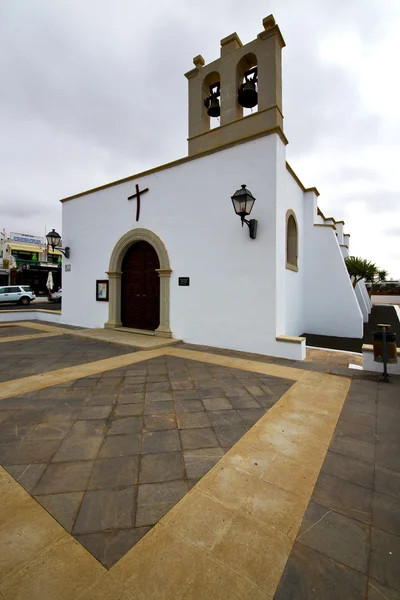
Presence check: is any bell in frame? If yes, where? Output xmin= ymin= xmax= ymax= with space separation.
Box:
xmin=238 ymin=80 xmax=258 ymax=109
xmin=207 ymin=95 xmax=220 ymax=118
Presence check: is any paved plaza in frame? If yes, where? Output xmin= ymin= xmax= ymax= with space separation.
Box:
xmin=0 ymin=321 xmax=399 ymax=599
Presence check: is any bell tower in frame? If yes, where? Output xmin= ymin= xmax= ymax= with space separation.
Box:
xmin=185 ymin=15 xmax=286 ymax=157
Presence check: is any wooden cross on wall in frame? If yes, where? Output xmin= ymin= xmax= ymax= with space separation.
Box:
xmin=128 ymin=184 xmax=149 ymax=222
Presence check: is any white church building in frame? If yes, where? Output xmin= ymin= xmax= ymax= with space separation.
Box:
xmin=60 ymin=15 xmax=363 ymax=360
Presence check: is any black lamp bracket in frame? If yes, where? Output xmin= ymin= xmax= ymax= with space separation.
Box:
xmin=241 ymin=217 xmax=258 ymax=240
xmin=56 ymin=246 xmax=70 ymax=259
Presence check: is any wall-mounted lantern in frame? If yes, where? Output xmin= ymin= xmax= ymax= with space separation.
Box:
xmin=231 ymin=184 xmax=258 ymax=239
xmin=46 ymin=229 xmax=70 ymax=259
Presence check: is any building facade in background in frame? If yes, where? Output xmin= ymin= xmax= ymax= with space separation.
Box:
xmin=0 ymin=232 xmax=62 ymax=295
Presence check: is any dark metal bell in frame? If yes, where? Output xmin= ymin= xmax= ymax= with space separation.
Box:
xmin=238 ymin=80 xmax=258 ymax=109
xmin=207 ymin=96 xmax=220 ymax=118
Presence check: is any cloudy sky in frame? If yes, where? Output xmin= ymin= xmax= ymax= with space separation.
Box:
xmin=1 ymin=0 xmax=399 ymax=276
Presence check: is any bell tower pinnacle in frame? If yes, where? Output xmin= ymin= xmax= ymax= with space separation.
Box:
xmin=184 ymin=15 xmax=286 ymax=157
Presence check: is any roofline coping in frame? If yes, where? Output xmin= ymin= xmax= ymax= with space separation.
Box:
xmin=285 ymin=162 xmax=320 ymax=196
xmin=61 ymin=127 xmax=287 ymax=204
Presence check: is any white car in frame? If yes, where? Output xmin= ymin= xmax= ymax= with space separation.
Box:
xmin=0 ymin=285 xmax=36 ymax=305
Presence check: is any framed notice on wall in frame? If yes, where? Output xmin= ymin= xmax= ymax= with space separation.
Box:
xmin=96 ymin=280 xmax=109 ymax=302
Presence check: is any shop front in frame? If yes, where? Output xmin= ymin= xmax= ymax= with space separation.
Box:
xmin=5 ymin=233 xmax=62 ymax=296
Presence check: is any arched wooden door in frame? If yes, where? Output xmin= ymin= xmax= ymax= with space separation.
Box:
xmin=121 ymin=241 xmax=160 ymax=330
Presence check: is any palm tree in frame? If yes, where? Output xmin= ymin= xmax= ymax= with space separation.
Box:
xmin=345 ymin=256 xmax=377 ymax=288
xmin=345 ymin=256 xmax=388 ymax=295
xmin=377 ymin=270 xmax=388 ymax=283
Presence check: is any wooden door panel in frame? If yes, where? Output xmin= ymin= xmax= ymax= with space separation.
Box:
xmin=121 ymin=241 xmax=160 ymax=330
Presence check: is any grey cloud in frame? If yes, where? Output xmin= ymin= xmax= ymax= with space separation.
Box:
xmin=384 ymin=226 xmax=400 ymax=237
xmin=333 ymin=192 xmax=400 ymax=212
xmin=325 ymin=165 xmax=382 ymax=185
xmin=0 ymin=0 xmax=399 ymax=277
xmin=0 ymin=204 xmax=43 ymax=219
xmin=0 ymin=3 xmax=192 ymax=166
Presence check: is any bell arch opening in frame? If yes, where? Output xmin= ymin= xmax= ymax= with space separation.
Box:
xmin=236 ymin=53 xmax=258 ymax=118
xmin=105 ymin=228 xmax=172 ymax=337
xmin=202 ymin=71 xmax=221 ymax=130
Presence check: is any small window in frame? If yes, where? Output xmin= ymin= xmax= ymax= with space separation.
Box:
xmin=286 ymin=210 xmax=298 ymax=271
xmin=22 ymin=286 xmax=33 ymax=292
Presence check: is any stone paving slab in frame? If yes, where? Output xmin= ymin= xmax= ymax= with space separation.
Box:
xmin=0 ymin=354 xmax=294 ymax=568
xmin=273 ymin=376 xmax=400 ymax=599
xmin=0 ymin=325 xmax=39 ymax=339
xmin=2 ymin=332 xmax=398 ymax=599
xmin=0 ymin=335 xmax=133 ymax=383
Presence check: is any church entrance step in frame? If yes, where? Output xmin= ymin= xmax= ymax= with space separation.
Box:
xmin=68 ymin=328 xmax=181 ymax=350
xmin=115 ymin=327 xmax=155 ymax=337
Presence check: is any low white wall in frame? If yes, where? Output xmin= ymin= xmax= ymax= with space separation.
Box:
xmin=276 ymin=338 xmax=306 ymax=360
xmin=371 ymin=295 xmax=400 ymax=305
xmin=395 ymin=305 xmax=400 ymax=322
xmin=363 ymin=348 xmax=400 ymax=375
xmin=360 ymin=281 xmax=372 ymax=311
xmin=0 ymin=310 xmax=62 ymax=323
xmin=355 ymin=281 xmax=371 ymax=323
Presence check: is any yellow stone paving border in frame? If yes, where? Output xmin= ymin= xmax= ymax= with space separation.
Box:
xmin=0 ymin=321 xmax=76 ymax=345
xmin=0 ymin=349 xmax=166 ymax=401
xmin=0 ymin=321 xmax=76 ymax=334
xmin=0 ymin=332 xmax=63 ymax=344
xmin=166 ymin=346 xmax=306 ymax=381
xmin=0 ymin=345 xmax=351 ymax=600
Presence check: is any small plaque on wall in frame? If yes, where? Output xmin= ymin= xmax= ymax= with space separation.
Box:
xmin=178 ymin=277 xmax=190 ymax=286
xmin=65 ymin=264 xmax=71 ymax=272
xmin=96 ymin=280 xmax=109 ymax=301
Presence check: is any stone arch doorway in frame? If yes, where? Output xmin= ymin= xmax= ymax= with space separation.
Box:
xmin=105 ymin=228 xmax=172 ymax=338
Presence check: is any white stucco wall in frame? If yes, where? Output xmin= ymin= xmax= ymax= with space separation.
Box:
xmin=340 ymin=246 xmax=347 ymax=259
xmin=62 ymin=134 xmax=303 ymax=358
xmin=355 ymin=282 xmax=370 ymax=323
xmin=371 ymin=295 xmax=400 ymax=305
xmin=360 ymin=281 xmax=372 ymax=314
xmin=277 ymin=164 xmax=305 ymax=336
xmin=303 ymin=193 xmax=363 ymax=338
xmin=335 ymin=223 xmax=344 ymax=245
xmin=62 ymin=132 xmax=363 ymax=357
